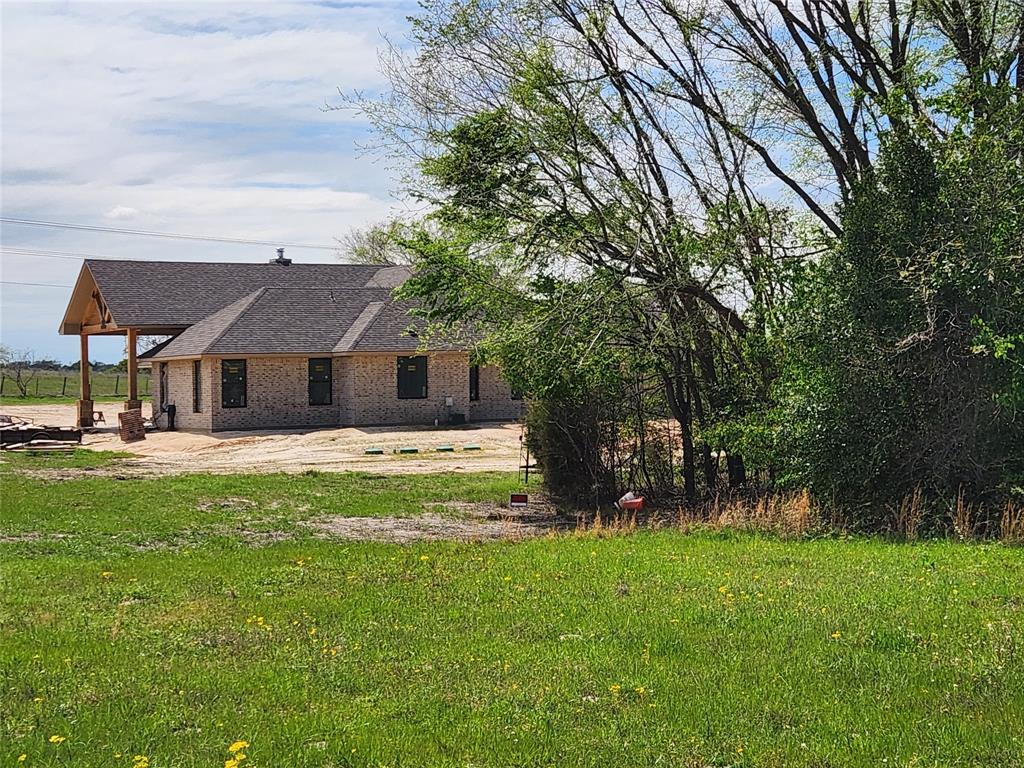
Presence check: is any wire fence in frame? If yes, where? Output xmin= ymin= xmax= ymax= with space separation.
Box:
xmin=0 ymin=371 xmax=151 ymax=399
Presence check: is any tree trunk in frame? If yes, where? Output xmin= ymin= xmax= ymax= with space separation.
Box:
xmin=685 ymin=345 xmax=717 ymax=492
xmin=662 ymin=369 xmax=696 ymax=501
xmin=727 ymin=453 xmax=747 ymax=488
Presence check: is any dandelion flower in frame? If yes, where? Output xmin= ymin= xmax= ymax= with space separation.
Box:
xmin=420 ymin=555 xmax=430 ymax=561
xmin=831 ymin=630 xmax=842 ymax=639
xmin=17 ymin=756 xmax=26 ymax=763
xmin=228 ymin=741 xmax=249 ymax=754
xmin=48 ymin=735 xmax=65 ymax=745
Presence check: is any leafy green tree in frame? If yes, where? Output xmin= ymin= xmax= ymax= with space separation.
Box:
xmin=777 ymin=87 xmax=1023 ymax=524
xmin=351 ymin=0 xmax=1023 ymax=518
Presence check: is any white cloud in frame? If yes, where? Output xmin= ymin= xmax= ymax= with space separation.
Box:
xmin=105 ymin=206 xmax=140 ymax=220
xmin=1 ymin=0 xmax=419 ymax=361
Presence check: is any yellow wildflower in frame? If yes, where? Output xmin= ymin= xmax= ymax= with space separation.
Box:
xmin=18 ymin=756 xmax=26 ymax=763
xmin=419 ymin=555 xmax=430 ymax=561
xmin=101 ymin=571 xmax=113 ymax=579
xmin=228 ymin=741 xmax=249 ymax=754
xmin=48 ymin=735 xmax=65 ymax=745
xmin=831 ymin=630 xmax=842 ymax=639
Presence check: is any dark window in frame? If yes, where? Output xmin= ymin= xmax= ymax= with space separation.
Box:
xmin=308 ymin=358 xmax=332 ymax=405
xmin=397 ymin=356 xmax=428 ymax=399
xmin=221 ymin=360 xmax=247 ymax=408
xmin=469 ymin=364 xmax=480 ymax=401
xmin=192 ymin=360 xmax=202 ymax=412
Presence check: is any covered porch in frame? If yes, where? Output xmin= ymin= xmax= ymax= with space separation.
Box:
xmin=59 ymin=264 xmax=185 ymax=427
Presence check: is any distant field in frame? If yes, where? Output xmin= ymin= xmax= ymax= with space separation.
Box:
xmin=1 ymin=451 xmax=1021 ymax=767
xmin=0 ymin=369 xmax=150 ymax=404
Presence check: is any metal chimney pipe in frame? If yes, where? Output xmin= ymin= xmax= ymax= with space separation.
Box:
xmin=269 ymin=247 xmax=291 ymax=265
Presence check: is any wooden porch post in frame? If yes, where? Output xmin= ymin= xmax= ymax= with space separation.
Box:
xmin=125 ymin=328 xmax=141 ymax=411
xmin=77 ymin=333 xmax=93 ymax=428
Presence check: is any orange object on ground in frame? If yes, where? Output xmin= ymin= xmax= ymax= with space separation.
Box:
xmin=619 ymin=497 xmax=645 ymax=511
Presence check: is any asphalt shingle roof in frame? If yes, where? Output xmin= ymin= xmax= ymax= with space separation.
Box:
xmin=210 ymin=288 xmax=394 ymax=355
xmin=85 ymin=259 xmax=451 ymax=358
xmin=140 ymin=291 xmax=265 ymax=359
xmin=85 ymin=259 xmax=391 ymax=328
xmin=141 ymin=288 xmax=447 ymax=359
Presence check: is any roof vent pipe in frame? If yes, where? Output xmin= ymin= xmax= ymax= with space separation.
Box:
xmin=270 ymin=247 xmax=291 ymax=266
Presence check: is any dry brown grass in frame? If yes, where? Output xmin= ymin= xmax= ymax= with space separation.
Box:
xmin=676 ymin=490 xmax=821 ymax=537
xmin=1000 ymin=500 xmax=1024 ymax=544
xmin=573 ymin=510 xmax=639 ymax=537
xmin=952 ymin=488 xmax=975 ymax=541
xmin=567 ymin=488 xmax=1022 ymax=544
xmin=893 ymin=487 xmax=926 ymax=541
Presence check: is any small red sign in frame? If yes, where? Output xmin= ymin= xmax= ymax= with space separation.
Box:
xmin=509 ymin=493 xmax=528 ymax=508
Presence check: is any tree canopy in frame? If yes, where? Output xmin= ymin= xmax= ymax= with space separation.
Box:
xmin=354 ymin=0 xmax=1024 ymax=529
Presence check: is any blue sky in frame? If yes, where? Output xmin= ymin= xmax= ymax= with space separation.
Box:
xmin=1 ymin=0 xmax=419 ymax=362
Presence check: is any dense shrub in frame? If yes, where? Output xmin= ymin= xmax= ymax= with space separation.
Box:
xmin=776 ymin=118 xmax=1024 ymax=528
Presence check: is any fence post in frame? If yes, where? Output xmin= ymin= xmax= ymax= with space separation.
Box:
xmin=114 ymin=375 xmax=120 ymax=395
xmin=35 ymin=379 xmax=40 ymax=396
xmin=62 ymin=376 xmax=68 ymax=396
xmin=0 ymin=375 xmax=5 ymax=395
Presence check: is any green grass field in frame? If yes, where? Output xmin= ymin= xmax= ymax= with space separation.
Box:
xmin=1 ymin=452 xmax=1022 ymax=767
xmin=0 ymin=369 xmax=151 ymax=405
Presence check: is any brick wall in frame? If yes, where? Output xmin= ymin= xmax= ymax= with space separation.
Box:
xmin=344 ymin=352 xmax=471 ymax=426
xmin=151 ymin=359 xmax=213 ymax=431
xmin=210 ymin=356 xmax=342 ymax=431
xmin=470 ymin=364 xmax=526 ymax=422
xmin=151 ymin=353 xmax=523 ymax=431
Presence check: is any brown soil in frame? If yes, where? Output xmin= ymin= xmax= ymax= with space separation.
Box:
xmin=304 ymin=497 xmax=575 ymax=543
xmin=1 ymin=403 xmax=524 ymax=477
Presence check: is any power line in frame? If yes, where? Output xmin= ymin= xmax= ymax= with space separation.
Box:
xmin=1 ymin=217 xmax=340 ymax=251
xmin=1 ymin=247 xmax=118 ymax=261
xmin=1 ymin=280 xmax=73 ymax=288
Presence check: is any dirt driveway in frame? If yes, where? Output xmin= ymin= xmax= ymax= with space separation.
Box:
xmin=1 ymin=402 xmax=525 ymax=477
